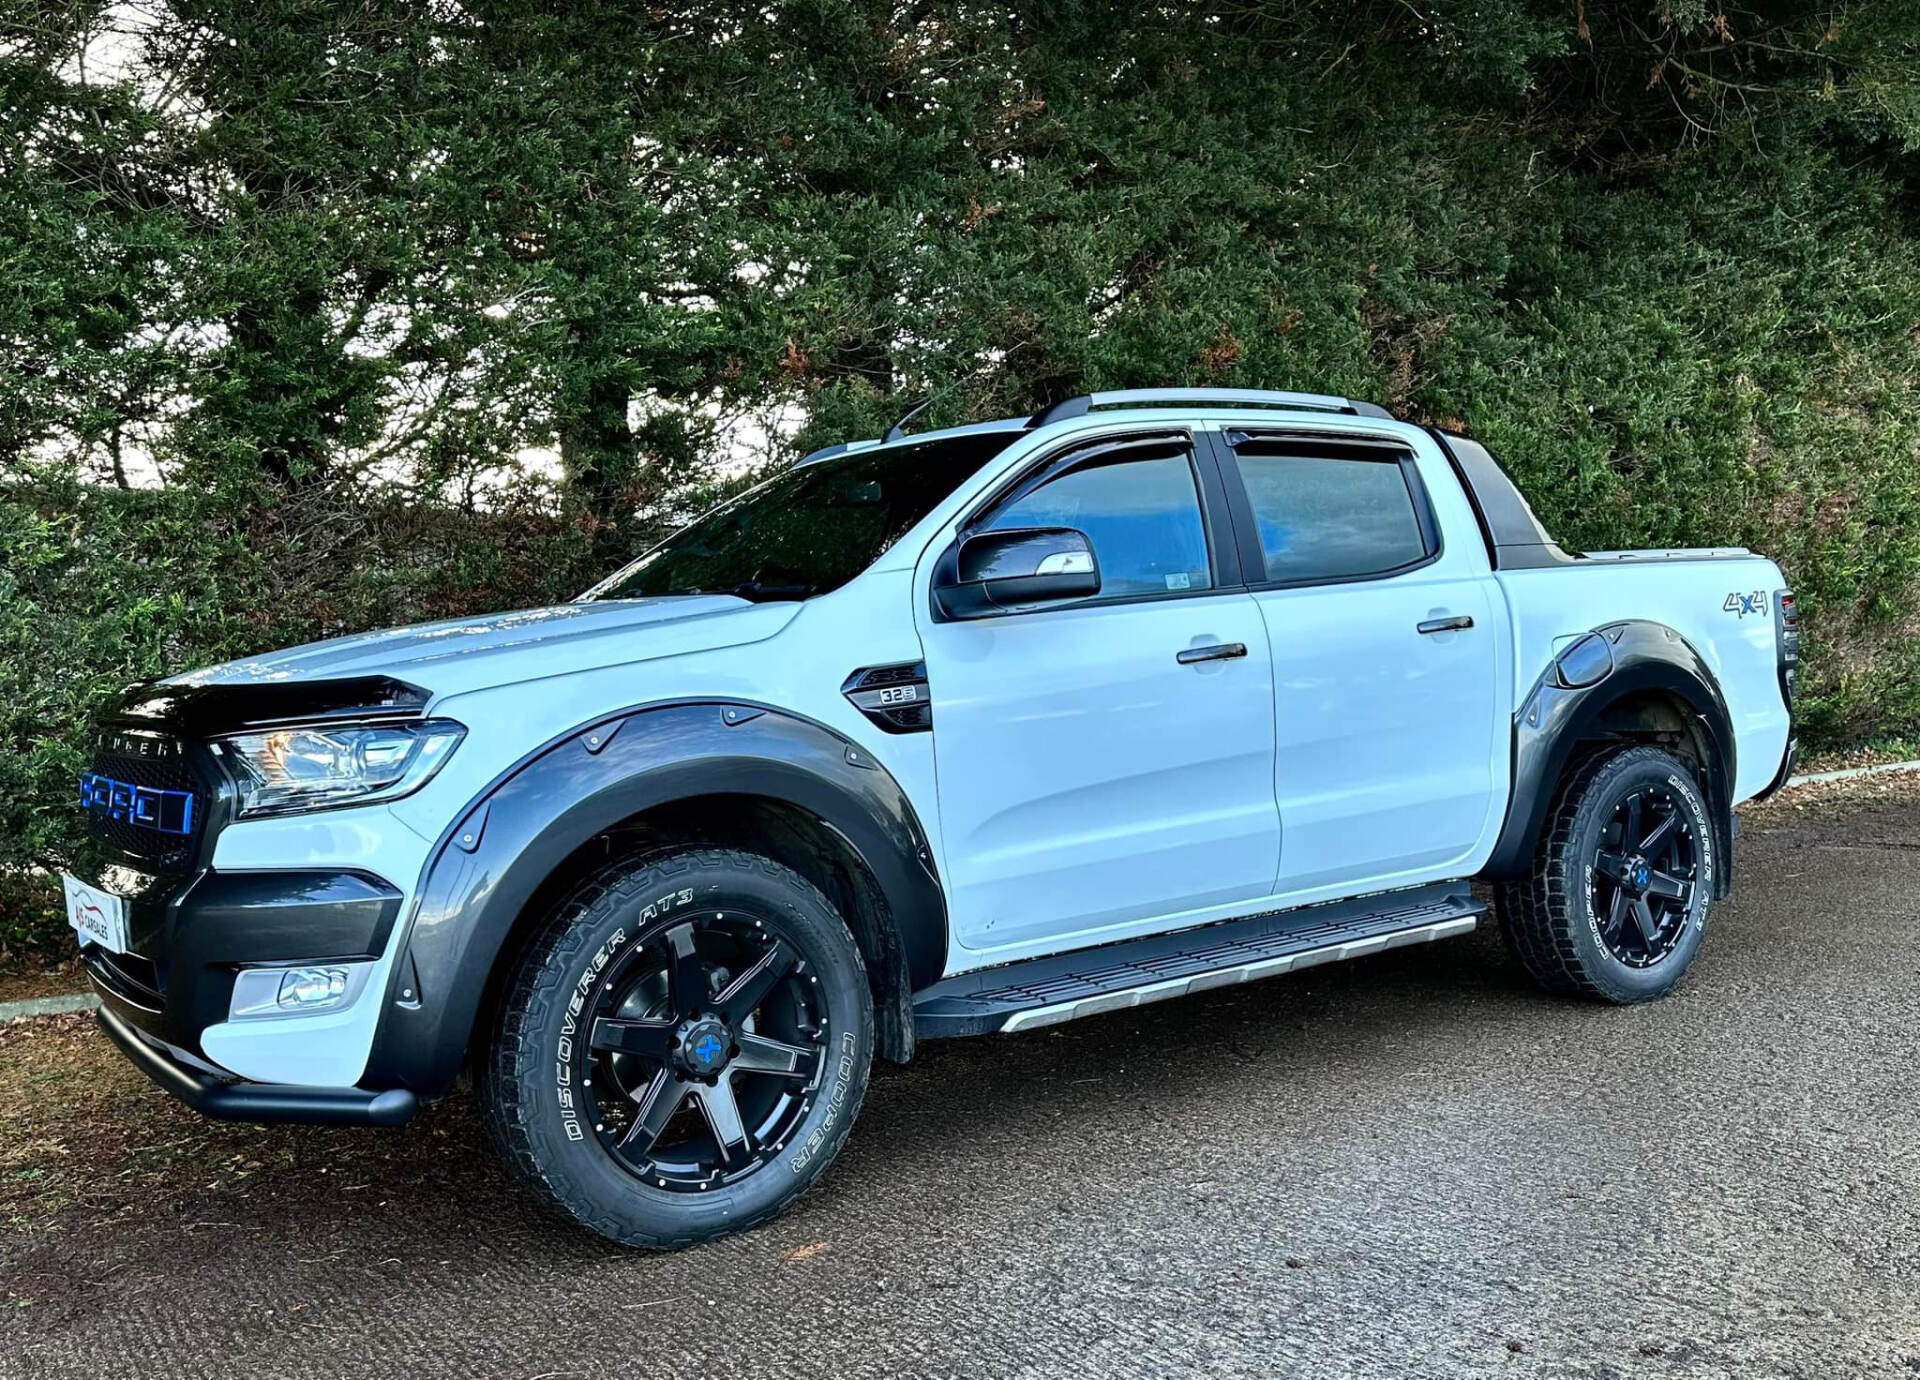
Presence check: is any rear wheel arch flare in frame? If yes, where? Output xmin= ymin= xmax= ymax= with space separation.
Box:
xmin=364 ymin=702 xmax=946 ymax=1097
xmin=1488 ymin=621 xmax=1736 ymax=890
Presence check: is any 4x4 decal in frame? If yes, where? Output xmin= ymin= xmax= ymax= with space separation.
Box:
xmin=1724 ymin=591 xmax=1767 ymax=618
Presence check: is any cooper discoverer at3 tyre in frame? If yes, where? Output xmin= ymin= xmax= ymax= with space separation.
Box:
xmin=1499 ymin=745 xmax=1715 ymax=1005
xmin=479 ymin=847 xmax=874 ymax=1249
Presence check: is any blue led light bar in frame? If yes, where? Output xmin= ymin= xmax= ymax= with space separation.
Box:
xmin=79 ymin=773 xmax=195 ymax=836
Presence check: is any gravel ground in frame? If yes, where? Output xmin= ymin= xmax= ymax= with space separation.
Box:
xmin=4 ymin=792 xmax=1920 ymax=1379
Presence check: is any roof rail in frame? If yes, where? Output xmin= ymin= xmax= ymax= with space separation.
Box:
xmin=797 ymin=398 xmax=937 ymax=466
xmin=1027 ymin=388 xmax=1394 ymax=429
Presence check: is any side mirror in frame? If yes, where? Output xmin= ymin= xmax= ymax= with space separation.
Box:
xmin=934 ymin=526 xmax=1101 ymax=619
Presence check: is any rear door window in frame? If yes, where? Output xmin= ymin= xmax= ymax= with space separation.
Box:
xmin=1231 ymin=448 xmax=1431 ymax=584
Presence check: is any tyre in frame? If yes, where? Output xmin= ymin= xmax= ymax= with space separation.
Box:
xmin=482 ymin=847 xmax=873 ymax=1248
xmin=1499 ymin=745 xmax=1716 ymax=1004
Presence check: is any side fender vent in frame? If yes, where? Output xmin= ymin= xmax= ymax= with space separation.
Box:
xmin=842 ymin=662 xmax=932 ymax=734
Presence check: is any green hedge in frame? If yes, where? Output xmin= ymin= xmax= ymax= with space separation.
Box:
xmin=0 ymin=479 xmax=612 ymax=962
xmin=5 ymin=2 xmax=1920 ymax=964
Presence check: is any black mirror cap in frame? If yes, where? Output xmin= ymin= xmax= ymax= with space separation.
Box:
xmin=957 ymin=526 xmax=1094 ymax=582
xmin=935 ymin=526 xmax=1101 ymax=619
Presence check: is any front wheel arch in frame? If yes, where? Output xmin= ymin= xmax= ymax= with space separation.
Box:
xmin=472 ymin=791 xmax=920 ymax=1078
xmin=365 ymin=703 xmax=945 ymax=1099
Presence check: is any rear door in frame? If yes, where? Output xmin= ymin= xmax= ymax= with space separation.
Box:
xmin=915 ymin=430 xmax=1279 ymax=956
xmin=1208 ymin=429 xmax=1503 ymax=897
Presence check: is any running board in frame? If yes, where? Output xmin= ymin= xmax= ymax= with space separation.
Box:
xmin=912 ymin=882 xmax=1484 ymax=1038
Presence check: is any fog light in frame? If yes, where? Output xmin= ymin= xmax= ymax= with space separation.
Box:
xmin=228 ymin=959 xmax=375 ymax=1021
xmin=278 ymin=967 xmax=349 ymax=1009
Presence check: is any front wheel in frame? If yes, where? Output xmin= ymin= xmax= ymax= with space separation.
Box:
xmin=1500 ymin=745 xmax=1716 ymax=1004
xmin=482 ymin=848 xmax=873 ymax=1248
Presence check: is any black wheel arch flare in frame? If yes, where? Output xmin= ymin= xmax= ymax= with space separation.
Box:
xmin=361 ymin=701 xmax=946 ymax=1098
xmin=1485 ymin=621 xmax=1737 ymax=897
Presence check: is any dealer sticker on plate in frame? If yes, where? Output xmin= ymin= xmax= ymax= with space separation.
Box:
xmin=63 ymin=874 xmax=130 ymax=954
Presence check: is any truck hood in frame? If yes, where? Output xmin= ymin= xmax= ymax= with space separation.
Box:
xmin=166 ymin=596 xmax=799 ymax=700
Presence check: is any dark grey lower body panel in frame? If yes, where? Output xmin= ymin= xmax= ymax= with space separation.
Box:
xmin=913 ymin=882 xmax=1484 ymax=1038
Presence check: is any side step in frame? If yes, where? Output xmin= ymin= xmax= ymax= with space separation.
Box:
xmin=913 ymin=882 xmax=1484 ymax=1038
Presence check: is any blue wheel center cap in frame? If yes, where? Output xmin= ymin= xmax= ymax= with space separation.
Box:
xmin=676 ymin=1018 xmax=732 ymax=1074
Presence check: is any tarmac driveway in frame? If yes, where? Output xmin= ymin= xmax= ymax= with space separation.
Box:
xmin=4 ymin=790 xmax=1919 ymax=1379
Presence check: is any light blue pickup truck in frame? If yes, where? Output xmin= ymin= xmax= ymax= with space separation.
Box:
xmin=68 ymin=388 xmax=1797 ymax=1246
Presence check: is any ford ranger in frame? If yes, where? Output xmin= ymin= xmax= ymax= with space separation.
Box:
xmin=65 ymin=387 xmax=1799 ymax=1247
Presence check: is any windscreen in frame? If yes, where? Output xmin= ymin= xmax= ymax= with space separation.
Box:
xmin=586 ymin=431 xmax=1017 ymax=602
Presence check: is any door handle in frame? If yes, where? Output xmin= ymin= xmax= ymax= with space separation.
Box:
xmin=1177 ymin=642 xmax=1248 ymax=665
xmin=1417 ymin=616 xmax=1474 ymax=635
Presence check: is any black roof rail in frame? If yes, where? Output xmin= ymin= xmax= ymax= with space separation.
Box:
xmin=1027 ymin=387 xmax=1395 ymax=428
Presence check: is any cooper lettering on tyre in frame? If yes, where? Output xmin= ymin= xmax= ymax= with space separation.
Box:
xmin=1498 ymin=746 xmax=1714 ymax=1004
xmin=480 ymin=848 xmax=874 ymax=1249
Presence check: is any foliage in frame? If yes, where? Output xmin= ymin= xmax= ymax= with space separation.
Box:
xmin=4 ymin=1 xmax=1920 ymax=959
xmin=0 ymin=476 xmax=608 ymax=960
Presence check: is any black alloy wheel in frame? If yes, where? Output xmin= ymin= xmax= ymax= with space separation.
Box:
xmin=578 ymin=911 xmax=828 ymax=1191
xmin=1589 ymin=784 xmax=1699 ymax=969
xmin=483 ymin=848 xmax=874 ymax=1248
xmin=1500 ymin=745 xmax=1715 ymax=1004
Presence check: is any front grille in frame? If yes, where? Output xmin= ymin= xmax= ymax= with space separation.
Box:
xmin=82 ymin=734 xmax=205 ymax=871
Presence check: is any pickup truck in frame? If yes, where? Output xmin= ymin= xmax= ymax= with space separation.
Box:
xmin=66 ymin=387 xmax=1799 ymax=1248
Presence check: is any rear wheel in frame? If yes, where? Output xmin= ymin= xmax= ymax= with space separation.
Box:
xmin=1500 ymin=745 xmax=1716 ymax=1004
xmin=482 ymin=848 xmax=873 ymax=1248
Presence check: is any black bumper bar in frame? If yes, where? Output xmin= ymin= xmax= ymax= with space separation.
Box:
xmin=98 ymin=1005 xmax=418 ymax=1128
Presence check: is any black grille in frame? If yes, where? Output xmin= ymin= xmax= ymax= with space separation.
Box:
xmin=83 ymin=737 xmax=204 ymax=871
xmin=873 ymin=702 xmax=932 ymax=731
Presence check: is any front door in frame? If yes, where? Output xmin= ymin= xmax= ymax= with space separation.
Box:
xmin=917 ymin=432 xmax=1279 ymax=955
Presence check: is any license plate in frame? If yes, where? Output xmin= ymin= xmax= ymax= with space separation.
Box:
xmin=63 ymin=874 xmax=130 ymax=955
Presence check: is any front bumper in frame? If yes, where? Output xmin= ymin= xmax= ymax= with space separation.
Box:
xmin=80 ymin=863 xmax=408 ymax=1116
xmin=97 ymin=1004 xmax=418 ymax=1126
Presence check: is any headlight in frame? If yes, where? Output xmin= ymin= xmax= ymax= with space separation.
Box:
xmin=220 ymin=719 xmax=466 ymax=818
